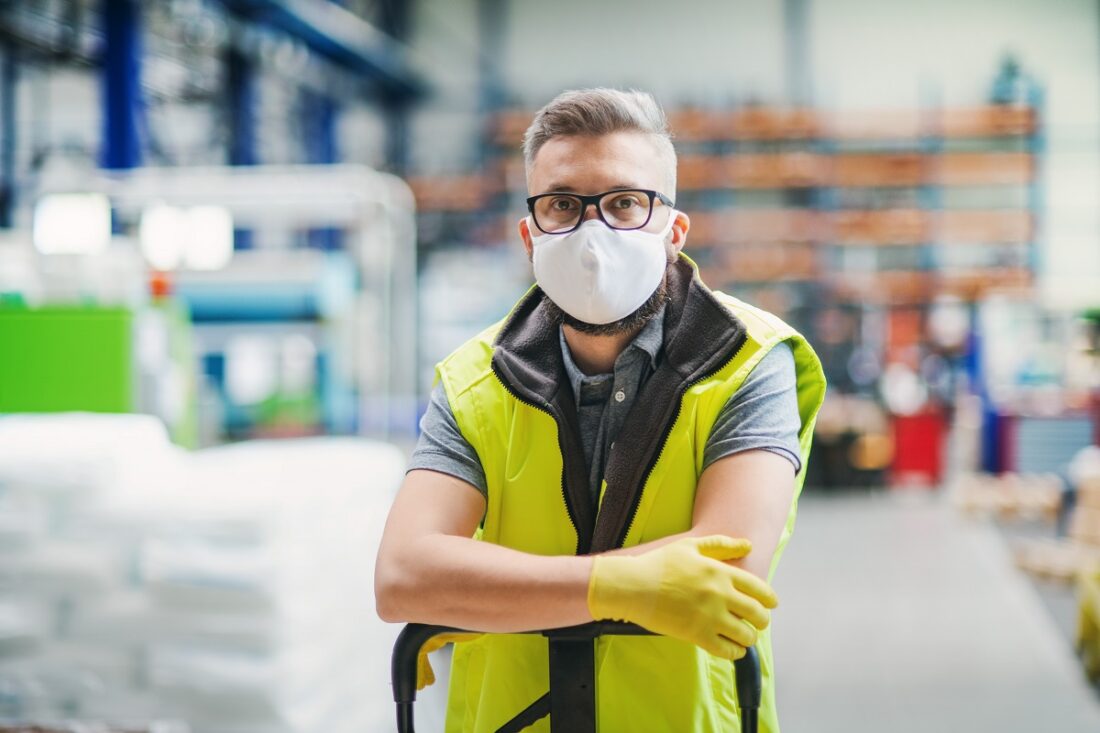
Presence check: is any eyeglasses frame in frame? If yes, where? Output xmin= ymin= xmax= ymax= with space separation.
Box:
xmin=525 ymin=188 xmax=675 ymax=235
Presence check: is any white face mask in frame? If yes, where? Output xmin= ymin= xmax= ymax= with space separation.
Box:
xmin=529 ymin=211 xmax=677 ymax=326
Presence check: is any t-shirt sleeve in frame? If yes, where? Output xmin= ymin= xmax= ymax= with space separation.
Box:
xmin=407 ymin=381 xmax=489 ymax=497
xmin=703 ymin=340 xmax=803 ymax=475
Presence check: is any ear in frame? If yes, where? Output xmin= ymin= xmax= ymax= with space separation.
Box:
xmin=669 ymin=211 xmax=690 ymax=255
xmin=519 ymin=217 xmax=534 ymax=260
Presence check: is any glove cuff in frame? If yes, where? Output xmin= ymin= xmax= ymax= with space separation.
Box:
xmin=587 ymin=554 xmax=646 ymax=622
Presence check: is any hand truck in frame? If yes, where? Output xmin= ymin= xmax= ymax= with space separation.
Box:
xmin=391 ymin=621 xmax=762 ymax=733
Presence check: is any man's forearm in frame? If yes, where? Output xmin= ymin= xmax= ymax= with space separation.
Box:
xmin=377 ymin=525 xmax=767 ymax=633
xmin=601 ymin=528 xmax=767 ymax=579
xmin=376 ymin=532 xmax=595 ymax=633
xmin=375 ymin=452 xmax=793 ymax=632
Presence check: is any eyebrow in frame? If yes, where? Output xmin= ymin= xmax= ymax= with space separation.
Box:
xmin=539 ymin=182 xmax=641 ymax=194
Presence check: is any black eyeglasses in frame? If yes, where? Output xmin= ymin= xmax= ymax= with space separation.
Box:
xmin=526 ymin=188 xmax=675 ymax=235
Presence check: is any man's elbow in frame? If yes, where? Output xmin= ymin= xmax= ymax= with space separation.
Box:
xmin=374 ymin=550 xmax=415 ymax=623
xmin=374 ymin=582 xmax=400 ymax=623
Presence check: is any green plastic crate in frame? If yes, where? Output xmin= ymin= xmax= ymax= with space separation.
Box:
xmin=0 ymin=305 xmax=134 ymax=413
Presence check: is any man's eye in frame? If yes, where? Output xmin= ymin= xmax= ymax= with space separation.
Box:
xmin=610 ymin=196 xmax=639 ymax=209
xmin=552 ymin=198 xmax=578 ymax=211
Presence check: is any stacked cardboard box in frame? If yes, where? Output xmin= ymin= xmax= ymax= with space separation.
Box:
xmin=1010 ymin=475 xmax=1100 ymax=583
xmin=952 ymin=472 xmax=1062 ymax=522
xmin=1070 ymin=478 xmax=1100 ymax=546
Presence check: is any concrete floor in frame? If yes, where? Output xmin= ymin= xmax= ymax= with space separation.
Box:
xmin=771 ymin=490 xmax=1100 ymax=733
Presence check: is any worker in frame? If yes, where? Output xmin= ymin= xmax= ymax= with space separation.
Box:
xmin=375 ymin=88 xmax=827 ymax=732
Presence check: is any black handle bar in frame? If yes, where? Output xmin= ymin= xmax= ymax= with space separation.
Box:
xmin=391 ymin=621 xmax=762 ymax=733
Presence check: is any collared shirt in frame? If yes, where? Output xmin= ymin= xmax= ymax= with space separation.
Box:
xmin=557 ymin=305 xmax=665 ymax=507
xmin=410 ymin=310 xmax=802 ymax=507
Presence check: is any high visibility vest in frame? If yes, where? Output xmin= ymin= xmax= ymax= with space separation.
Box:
xmin=435 ymin=256 xmax=826 ymax=732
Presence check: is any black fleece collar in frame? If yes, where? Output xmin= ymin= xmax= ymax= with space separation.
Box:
xmin=490 ymin=256 xmax=748 ymax=554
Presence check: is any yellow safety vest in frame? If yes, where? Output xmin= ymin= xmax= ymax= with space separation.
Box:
xmin=435 ymin=255 xmax=826 ymax=732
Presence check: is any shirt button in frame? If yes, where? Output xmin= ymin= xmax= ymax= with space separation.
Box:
xmin=614 ymin=390 xmax=626 ymax=402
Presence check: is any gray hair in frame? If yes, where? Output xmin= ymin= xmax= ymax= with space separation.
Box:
xmin=522 ymin=88 xmax=677 ymax=197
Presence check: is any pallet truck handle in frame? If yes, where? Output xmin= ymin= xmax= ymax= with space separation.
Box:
xmin=392 ymin=622 xmax=762 ymax=733
xmin=391 ymin=623 xmax=464 ymax=732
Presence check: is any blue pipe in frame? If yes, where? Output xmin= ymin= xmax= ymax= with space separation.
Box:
xmin=214 ymin=0 xmax=425 ymax=99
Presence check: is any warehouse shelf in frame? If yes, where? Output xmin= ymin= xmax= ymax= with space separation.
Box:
xmin=436 ymin=150 xmax=1038 ymax=194
xmin=411 ymin=101 xmax=1043 ymax=317
xmin=68 ymin=164 xmax=420 ymax=439
xmin=671 ymin=151 xmax=1035 ymax=190
xmin=491 ymin=105 xmax=1037 ymax=147
xmin=484 ymin=100 xmax=1039 ymax=297
xmin=686 ymin=209 xmax=1031 ymax=248
xmin=410 ymin=99 xmax=1043 ymax=492
xmin=406 ymin=174 xmax=496 ymax=212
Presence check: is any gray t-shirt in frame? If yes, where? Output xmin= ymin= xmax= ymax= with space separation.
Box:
xmin=409 ymin=309 xmax=802 ymax=506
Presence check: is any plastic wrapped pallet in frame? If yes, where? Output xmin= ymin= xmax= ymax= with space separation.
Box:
xmin=0 ymin=413 xmax=173 ymax=498
xmin=0 ymin=416 xmax=406 ymax=733
xmin=0 ymin=414 xmax=185 ymax=724
xmin=136 ymin=438 xmax=404 ymax=733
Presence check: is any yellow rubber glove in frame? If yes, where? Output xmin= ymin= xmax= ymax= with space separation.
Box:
xmin=417 ymin=632 xmax=482 ymax=690
xmin=587 ymin=535 xmax=778 ymax=660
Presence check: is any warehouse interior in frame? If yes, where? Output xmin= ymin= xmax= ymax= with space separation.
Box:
xmin=2 ymin=0 xmax=1100 ymax=731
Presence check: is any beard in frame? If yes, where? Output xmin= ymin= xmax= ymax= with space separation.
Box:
xmin=544 ymin=266 xmax=671 ymax=336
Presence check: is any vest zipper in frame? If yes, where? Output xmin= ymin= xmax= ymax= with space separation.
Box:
xmin=490 ymin=362 xmax=584 ymax=553
xmin=616 ymin=333 xmax=750 ymax=548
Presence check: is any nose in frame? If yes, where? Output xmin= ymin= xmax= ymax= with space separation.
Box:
xmin=580 ymin=202 xmax=601 ymax=222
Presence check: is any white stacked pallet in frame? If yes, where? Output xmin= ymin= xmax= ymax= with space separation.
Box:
xmin=0 ymin=414 xmax=179 ymax=725
xmin=136 ymin=438 xmax=404 ymax=733
xmin=0 ymin=415 xmax=406 ymax=733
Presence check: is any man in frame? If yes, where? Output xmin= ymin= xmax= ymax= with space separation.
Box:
xmin=376 ymin=88 xmax=826 ymax=732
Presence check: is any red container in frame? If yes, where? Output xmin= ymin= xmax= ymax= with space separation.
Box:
xmin=890 ymin=409 xmax=946 ymax=488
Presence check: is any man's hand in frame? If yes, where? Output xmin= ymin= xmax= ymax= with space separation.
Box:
xmin=587 ymin=535 xmax=778 ymax=660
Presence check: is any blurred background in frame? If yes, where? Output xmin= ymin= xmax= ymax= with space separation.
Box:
xmin=1 ymin=0 xmax=1100 ymax=731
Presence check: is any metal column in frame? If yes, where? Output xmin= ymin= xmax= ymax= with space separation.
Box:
xmin=301 ymin=86 xmax=342 ymax=250
xmin=783 ymin=0 xmax=812 ymax=107
xmin=376 ymin=0 xmax=411 ymax=175
xmin=477 ymin=0 xmax=507 ymax=150
xmin=225 ymin=45 xmax=257 ymax=249
xmin=100 ymin=0 xmax=143 ymax=170
xmin=0 ymin=41 xmax=16 ymax=227
xmin=225 ymin=47 xmax=257 ymax=167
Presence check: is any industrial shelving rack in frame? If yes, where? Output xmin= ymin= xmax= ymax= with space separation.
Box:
xmin=668 ymin=104 xmax=1040 ymax=320
xmin=412 ymin=99 xmax=1042 ymax=365
xmin=409 ymin=98 xmax=1043 ymax=483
